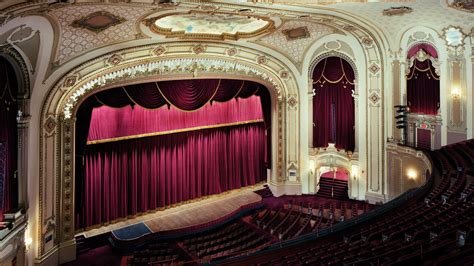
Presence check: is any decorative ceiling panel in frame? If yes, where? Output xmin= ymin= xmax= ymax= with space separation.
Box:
xmin=147 ymin=11 xmax=275 ymax=40
xmin=49 ymin=4 xmax=151 ymax=64
xmin=256 ymin=20 xmax=336 ymax=64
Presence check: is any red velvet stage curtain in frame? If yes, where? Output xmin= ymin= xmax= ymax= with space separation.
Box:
xmin=75 ymin=79 xmax=271 ymax=229
xmin=407 ymin=53 xmax=440 ymax=115
xmin=87 ymin=96 xmax=263 ymax=142
xmin=0 ymin=59 xmax=18 ymax=212
xmin=76 ymin=123 xmax=266 ymax=229
xmin=312 ymin=57 xmax=355 ymax=151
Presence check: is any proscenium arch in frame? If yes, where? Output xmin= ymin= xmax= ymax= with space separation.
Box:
xmin=38 ymin=43 xmax=298 ymax=258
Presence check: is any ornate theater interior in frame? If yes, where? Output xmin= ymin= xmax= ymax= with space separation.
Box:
xmin=0 ymin=0 xmax=474 ymax=265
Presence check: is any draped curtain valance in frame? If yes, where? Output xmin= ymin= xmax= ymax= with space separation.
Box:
xmin=87 ymin=79 xmax=264 ymax=111
xmin=312 ymin=57 xmax=355 ymax=87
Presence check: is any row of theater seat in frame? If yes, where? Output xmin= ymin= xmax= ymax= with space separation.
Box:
xmin=245 ymin=140 xmax=474 ymax=265
xmin=122 ymin=199 xmax=371 ymax=265
xmin=251 ymin=201 xmax=371 ymax=241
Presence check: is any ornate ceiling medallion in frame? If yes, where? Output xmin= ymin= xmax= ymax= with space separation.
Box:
xmin=145 ymin=11 xmax=275 ymax=40
xmin=282 ymin=26 xmax=310 ymax=41
xmin=70 ymin=11 xmax=126 ymax=33
xmin=382 ymin=6 xmax=413 ymax=16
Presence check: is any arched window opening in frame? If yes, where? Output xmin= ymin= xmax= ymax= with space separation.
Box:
xmin=312 ymin=57 xmax=355 ymax=152
xmin=74 ymin=79 xmax=272 ymax=230
xmin=406 ymin=44 xmax=440 ymax=115
xmin=0 ymin=57 xmax=19 ymax=213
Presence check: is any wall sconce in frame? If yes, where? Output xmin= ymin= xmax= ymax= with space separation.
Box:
xmin=407 ymin=168 xmax=417 ymax=180
xmin=451 ymin=87 xmax=461 ymax=98
xmin=351 ymin=165 xmax=358 ymax=180
xmin=24 ymin=235 xmax=32 ymax=252
xmin=309 ymin=160 xmax=315 ymax=175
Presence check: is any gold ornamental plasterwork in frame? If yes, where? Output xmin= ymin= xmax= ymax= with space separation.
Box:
xmin=61 ymin=57 xmax=285 ymax=118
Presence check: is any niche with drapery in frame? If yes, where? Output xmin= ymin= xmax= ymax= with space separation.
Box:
xmin=75 ymin=79 xmax=272 ymax=229
xmin=0 ymin=58 xmax=18 ymax=213
xmin=406 ymin=44 xmax=440 ymax=115
xmin=312 ymin=57 xmax=355 ymax=152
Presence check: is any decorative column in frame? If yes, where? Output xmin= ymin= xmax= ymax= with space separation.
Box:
xmin=390 ymin=52 xmax=402 ymax=140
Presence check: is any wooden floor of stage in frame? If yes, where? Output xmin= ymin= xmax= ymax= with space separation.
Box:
xmin=80 ymin=185 xmax=263 ymax=239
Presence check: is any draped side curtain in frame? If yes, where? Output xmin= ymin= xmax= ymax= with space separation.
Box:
xmin=407 ymin=54 xmax=440 ymax=115
xmin=312 ymin=57 xmax=355 ymax=151
xmin=0 ymin=59 xmax=18 ymax=213
xmin=75 ymin=79 xmax=271 ymax=229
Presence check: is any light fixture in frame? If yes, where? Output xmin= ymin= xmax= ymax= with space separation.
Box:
xmin=407 ymin=168 xmax=417 ymax=180
xmin=309 ymin=160 xmax=315 ymax=174
xmin=25 ymin=235 xmax=32 ymax=252
xmin=451 ymin=87 xmax=461 ymax=97
xmin=351 ymin=165 xmax=358 ymax=179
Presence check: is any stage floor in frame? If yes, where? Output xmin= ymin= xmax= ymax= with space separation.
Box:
xmin=80 ymin=185 xmax=263 ymax=239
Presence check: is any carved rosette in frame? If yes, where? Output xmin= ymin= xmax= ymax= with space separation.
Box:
xmin=280 ymin=70 xmax=289 ymax=79
xmin=107 ymin=54 xmax=123 ymax=65
xmin=192 ymin=44 xmax=206 ymax=54
xmin=361 ymin=37 xmax=374 ymax=48
xmin=63 ymin=76 xmax=77 ymax=87
xmin=44 ymin=116 xmax=57 ymax=136
xmin=257 ymin=56 xmax=267 ymax=65
xmin=226 ymin=48 xmax=237 ymax=56
xmin=287 ymin=95 xmax=297 ymax=109
xmin=369 ymin=91 xmax=381 ymax=106
xmin=369 ymin=63 xmax=380 ymax=74
xmin=152 ymin=46 xmax=166 ymax=56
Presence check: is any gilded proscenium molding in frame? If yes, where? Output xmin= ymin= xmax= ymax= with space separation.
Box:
xmin=145 ymin=10 xmax=275 ymax=40
xmin=62 ymin=57 xmax=283 ymax=118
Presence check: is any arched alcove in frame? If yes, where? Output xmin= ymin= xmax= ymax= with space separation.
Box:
xmin=311 ymin=56 xmax=355 ymax=152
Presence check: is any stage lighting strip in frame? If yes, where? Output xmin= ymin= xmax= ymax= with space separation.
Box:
xmin=86 ymin=119 xmax=264 ymax=145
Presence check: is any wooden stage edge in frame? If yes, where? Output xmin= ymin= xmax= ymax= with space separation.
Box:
xmin=79 ymin=184 xmax=265 ymax=239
